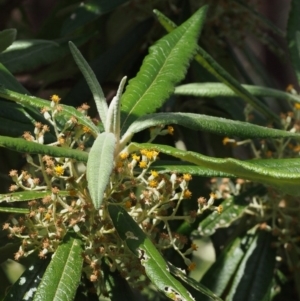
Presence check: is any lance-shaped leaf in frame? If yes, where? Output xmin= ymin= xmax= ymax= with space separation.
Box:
xmin=87 ymin=132 xmax=116 ymax=209
xmin=69 ymin=41 xmax=108 ymax=126
xmin=167 ymin=262 xmax=222 ymax=301
xmin=196 ymin=228 xmax=258 ymax=300
xmin=0 ymin=190 xmax=69 ymax=203
xmin=175 ymin=83 xmax=300 ymax=104
xmin=0 ymin=86 xmax=99 ymax=136
xmin=128 ymin=143 xmax=300 ymax=196
xmin=108 ymin=204 xmax=197 ymax=301
xmin=120 ymin=5 xmax=208 ymax=134
xmin=153 ymin=10 xmax=280 ymax=124
xmin=0 ymin=207 xmax=29 ymax=214
xmin=121 ymin=112 xmax=300 ymax=146
xmin=33 ymin=234 xmax=83 ymax=301
xmin=105 ymin=76 xmax=127 ymax=135
xmin=0 ymin=29 xmax=17 ymax=54
xmin=287 ymin=0 xmax=300 ymax=84
xmin=0 ymin=135 xmax=88 ymax=162
xmin=226 ymin=230 xmax=276 ymax=301
xmin=151 ymin=161 xmax=234 ymax=177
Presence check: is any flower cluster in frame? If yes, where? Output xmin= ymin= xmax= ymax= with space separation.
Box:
xmin=3 ymin=95 xmax=217 ymax=292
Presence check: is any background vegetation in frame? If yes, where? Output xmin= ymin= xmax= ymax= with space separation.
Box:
xmin=0 ymin=1 xmax=300 ymax=300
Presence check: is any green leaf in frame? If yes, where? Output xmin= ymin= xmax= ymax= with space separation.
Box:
xmin=151 ymin=161 xmax=233 ymax=177
xmin=64 ymin=17 xmax=153 ymax=107
xmin=0 ymin=207 xmax=29 ymax=214
xmin=0 ymin=135 xmax=88 ymax=162
xmin=0 ymin=86 xmax=99 ymax=136
xmin=120 ymin=5 xmax=208 ymax=134
xmin=167 ymin=262 xmax=222 ymax=301
xmin=105 ymin=76 xmax=127 ymax=137
xmin=0 ymin=29 xmax=17 ymax=54
xmin=69 ymin=41 xmax=108 ymax=127
xmin=3 ymin=255 xmax=51 ymax=301
xmin=226 ymin=230 xmax=276 ymax=301
xmin=153 ymin=10 xmax=280 ymax=124
xmin=33 ymin=234 xmax=83 ymax=301
xmin=87 ymin=132 xmax=116 ymax=209
xmin=198 ymin=228 xmax=257 ymax=300
xmin=0 ymin=35 xmax=92 ymax=73
xmin=198 ymin=198 xmax=246 ymax=237
xmin=108 ymin=204 xmax=197 ymax=301
xmin=175 ymin=83 xmax=300 ymax=104
xmin=121 ymin=112 xmax=300 ymax=147
xmin=0 ymin=62 xmax=28 ymax=93
xmin=128 ymin=143 xmax=300 ymax=196
xmin=198 ymin=185 xmax=266 ymax=236
xmin=0 ymin=40 xmax=59 ymax=73
xmin=0 ymin=190 xmax=69 ymax=203
xmin=287 ymin=0 xmax=300 ymax=84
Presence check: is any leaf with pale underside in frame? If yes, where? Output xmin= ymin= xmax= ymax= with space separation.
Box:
xmin=87 ymin=132 xmax=116 ymax=209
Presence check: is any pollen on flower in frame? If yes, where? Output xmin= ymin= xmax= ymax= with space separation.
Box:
xmin=191 ymin=243 xmax=198 ymax=251
xmin=139 ymin=161 xmax=147 ymax=169
xmin=54 ymin=165 xmax=65 ymax=176
xmin=82 ymin=126 xmax=91 ymax=133
xmin=50 ymin=94 xmax=61 ymax=103
xmin=217 ymin=205 xmax=223 ymax=214
xmin=149 ymin=180 xmax=158 ymax=188
xmin=183 ymin=174 xmax=192 ymax=181
xmin=119 ymin=152 xmax=129 ymax=160
xmin=286 ymin=84 xmax=295 ymax=93
xmin=210 ymin=192 xmax=217 ymax=199
xmin=124 ymin=200 xmax=132 ymax=208
xmin=294 ymin=103 xmax=300 ymax=110
xmin=183 ymin=189 xmax=192 ymax=199
xmin=150 ymin=170 xmax=159 ymax=178
xmin=167 ymin=126 xmax=174 ymax=135
xmin=188 ymin=262 xmax=196 ymax=271
xmin=58 ymin=136 xmax=65 ymax=145
xmin=223 ymin=137 xmax=230 ymax=145
xmin=131 ymin=154 xmax=140 ymax=161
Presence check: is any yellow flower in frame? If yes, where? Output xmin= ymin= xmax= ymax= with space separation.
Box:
xmin=50 ymin=94 xmax=61 ymax=103
xmin=54 ymin=165 xmax=64 ymax=176
xmin=286 ymin=84 xmax=295 ymax=92
xmin=131 ymin=154 xmax=140 ymax=161
xmin=82 ymin=126 xmax=91 ymax=133
xmin=149 ymin=180 xmax=158 ymax=188
xmin=183 ymin=174 xmax=192 ymax=181
xmin=183 ymin=189 xmax=192 ymax=199
xmin=167 ymin=126 xmax=174 ymax=135
xmin=119 ymin=152 xmax=129 ymax=160
xmin=191 ymin=243 xmax=198 ymax=251
xmin=116 ymin=161 xmax=123 ymax=169
xmin=124 ymin=201 xmax=132 ymax=209
xmin=294 ymin=103 xmax=300 ymax=110
xmin=139 ymin=161 xmax=147 ymax=169
xmin=217 ymin=205 xmax=223 ymax=214
xmin=150 ymin=170 xmax=159 ymax=178
xmin=188 ymin=262 xmax=196 ymax=271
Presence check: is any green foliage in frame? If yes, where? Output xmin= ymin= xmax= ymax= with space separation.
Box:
xmin=33 ymin=234 xmax=83 ymax=301
xmin=0 ymin=1 xmax=299 ymax=301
